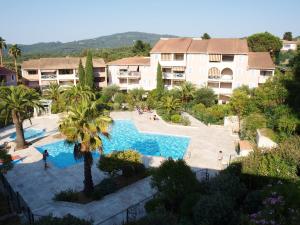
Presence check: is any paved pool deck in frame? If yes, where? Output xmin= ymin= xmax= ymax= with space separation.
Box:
xmin=0 ymin=111 xmax=238 ymax=224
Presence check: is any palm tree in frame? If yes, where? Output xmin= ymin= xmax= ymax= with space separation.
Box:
xmin=0 ymin=85 xmax=43 ymax=149
xmin=0 ymin=37 xmax=7 ymax=66
xmin=59 ymin=100 xmax=112 ymax=194
xmin=44 ymin=82 xmax=62 ymax=102
xmin=64 ymin=84 xmax=95 ymax=105
xmin=158 ymin=96 xmax=181 ymax=116
xmin=8 ymin=44 xmax=21 ymax=82
xmin=179 ymin=81 xmax=196 ymax=108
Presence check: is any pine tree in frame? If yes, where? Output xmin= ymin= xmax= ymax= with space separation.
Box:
xmin=156 ymin=63 xmax=164 ymax=95
xmin=85 ymin=51 xmax=94 ymax=89
xmin=78 ymin=59 xmax=85 ymax=85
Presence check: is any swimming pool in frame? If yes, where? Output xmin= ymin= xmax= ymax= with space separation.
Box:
xmin=36 ymin=120 xmax=190 ymax=168
xmin=10 ymin=128 xmax=45 ymax=140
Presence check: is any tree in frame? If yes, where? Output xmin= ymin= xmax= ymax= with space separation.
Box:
xmin=179 ymin=81 xmax=196 ymax=107
xmin=100 ymin=85 xmax=120 ymax=103
xmin=132 ymin=40 xmax=151 ymax=56
xmin=158 ymin=96 xmax=181 ymax=116
xmin=78 ymin=59 xmax=85 ymax=85
xmin=64 ymin=84 xmax=95 ymax=105
xmin=247 ymin=32 xmax=282 ymax=61
xmin=44 ymin=82 xmax=65 ymax=113
xmin=193 ymin=87 xmax=217 ymax=107
xmin=0 ymin=85 xmax=43 ymax=149
xmin=151 ymin=159 xmax=198 ymax=212
xmin=283 ymin=32 xmax=293 ymax=41
xmin=85 ymin=51 xmax=94 ymax=89
xmin=201 ymin=33 xmax=211 ymax=39
xmin=0 ymin=37 xmax=7 ymax=66
xmin=230 ymin=89 xmax=254 ymax=129
xmin=156 ymin=63 xmax=164 ymax=95
xmin=59 ymin=100 xmax=112 ymax=194
xmin=8 ymin=44 xmax=21 ymax=82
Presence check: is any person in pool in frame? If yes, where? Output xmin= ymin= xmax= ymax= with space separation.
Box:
xmin=43 ymin=150 xmax=49 ymax=169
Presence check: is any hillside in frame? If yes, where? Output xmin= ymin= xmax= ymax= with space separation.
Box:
xmin=9 ymin=32 xmax=177 ymax=56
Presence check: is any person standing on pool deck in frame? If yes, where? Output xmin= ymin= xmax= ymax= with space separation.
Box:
xmin=43 ymin=150 xmax=49 ymax=169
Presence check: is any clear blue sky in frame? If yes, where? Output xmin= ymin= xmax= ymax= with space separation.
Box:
xmin=2 ymin=0 xmax=300 ymax=44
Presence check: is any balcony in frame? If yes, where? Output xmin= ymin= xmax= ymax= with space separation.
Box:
xmin=117 ymin=71 xmax=141 ymax=79
xmin=41 ymin=74 xmax=57 ymax=80
xmin=163 ymin=72 xmax=185 ymax=80
xmin=208 ymin=74 xmax=233 ymax=81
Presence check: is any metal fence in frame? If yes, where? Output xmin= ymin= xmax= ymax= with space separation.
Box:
xmin=195 ymin=168 xmax=210 ymax=182
xmin=0 ymin=173 xmax=35 ymax=224
xmin=94 ymin=194 xmax=155 ymax=225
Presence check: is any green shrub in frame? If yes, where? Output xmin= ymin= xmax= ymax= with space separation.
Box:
xmin=151 ymin=159 xmax=198 ymax=212
xmin=240 ymin=113 xmax=267 ymax=142
xmin=92 ymin=178 xmax=117 ymax=200
xmin=0 ymin=149 xmax=12 ymax=173
xmin=98 ymin=150 xmax=142 ymax=176
xmin=53 ymin=189 xmax=79 ymax=202
xmin=180 ymin=116 xmax=190 ymax=126
xmin=277 ymin=136 xmax=300 ymax=169
xmin=170 ymin=114 xmax=181 ymax=123
xmin=114 ymin=92 xmax=126 ymax=104
xmin=193 ymin=193 xmax=235 ymax=225
xmin=243 ymin=190 xmax=264 ymax=214
xmin=145 ymin=198 xmax=165 ymax=213
xmin=112 ymin=102 xmax=121 ymax=111
xmin=193 ymin=87 xmax=217 ymax=107
xmin=33 ymin=214 xmax=92 ymax=225
xmin=180 ymin=193 xmax=201 ymax=218
xmin=126 ymin=210 xmax=177 ymax=225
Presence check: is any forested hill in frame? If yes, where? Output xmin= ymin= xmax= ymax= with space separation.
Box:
xmin=9 ymin=32 xmax=177 ymax=56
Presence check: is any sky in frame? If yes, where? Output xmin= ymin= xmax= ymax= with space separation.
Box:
xmin=2 ymin=0 xmax=300 ymax=44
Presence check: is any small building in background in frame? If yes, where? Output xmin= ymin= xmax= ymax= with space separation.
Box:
xmin=281 ymin=40 xmax=298 ymax=51
xmin=0 ymin=67 xmax=17 ymax=86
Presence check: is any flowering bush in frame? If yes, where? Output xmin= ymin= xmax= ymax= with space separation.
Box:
xmin=249 ymin=191 xmax=300 ymax=225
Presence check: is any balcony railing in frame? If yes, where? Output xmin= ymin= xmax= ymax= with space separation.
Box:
xmin=41 ymin=74 xmax=57 ymax=80
xmin=208 ymin=74 xmax=233 ymax=81
xmin=117 ymin=71 xmax=141 ymax=78
xmin=163 ymin=72 xmax=185 ymax=79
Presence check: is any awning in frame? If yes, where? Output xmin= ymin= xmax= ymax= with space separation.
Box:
xmin=172 ymin=66 xmax=185 ymax=72
xmin=40 ymin=69 xmax=57 ymax=73
xmin=128 ymin=65 xmax=138 ymax=71
xmin=209 ymin=54 xmax=222 ymax=62
xmin=208 ymin=67 xmax=220 ymax=76
xmin=119 ymin=66 xmax=128 ymax=70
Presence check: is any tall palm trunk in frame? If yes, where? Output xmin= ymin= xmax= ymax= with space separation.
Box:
xmin=83 ymin=151 xmax=94 ymax=194
xmin=12 ymin=110 xmax=26 ymax=149
xmin=14 ymin=58 xmax=18 ymax=83
xmin=0 ymin=49 xmax=3 ymax=66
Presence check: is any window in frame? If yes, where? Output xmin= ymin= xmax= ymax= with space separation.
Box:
xmin=163 ymin=79 xmax=171 ymax=85
xmin=222 ymin=55 xmax=234 ymax=62
xmin=220 ymin=82 xmax=232 ymax=89
xmin=94 ymin=77 xmax=105 ymax=82
xmin=58 ymin=69 xmax=73 ymax=75
xmin=161 ymin=53 xmax=172 ymax=61
xmin=162 ymin=67 xmax=172 ymax=73
xmin=27 ymin=70 xmax=38 ymax=75
xmin=207 ymin=82 xmax=219 ymax=88
xmin=221 ymin=68 xmax=233 ymax=75
xmin=284 ymin=44 xmax=291 ymax=48
xmin=11 ymin=75 xmax=15 ymax=81
xmin=119 ymin=78 xmax=127 ymax=84
xmin=174 ymin=53 xmax=184 ymax=61
xmin=260 ymin=70 xmax=273 ymax=76
xmin=209 ymin=54 xmax=222 ymax=62
xmin=94 ymin=67 xmax=105 ymax=73
xmin=208 ymin=67 xmax=221 ymax=79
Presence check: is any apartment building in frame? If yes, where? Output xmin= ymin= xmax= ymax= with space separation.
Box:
xmin=21 ymin=57 xmax=106 ymax=89
xmin=0 ymin=67 xmax=17 ymax=86
xmin=108 ymin=38 xmax=275 ymax=103
xmin=107 ymin=57 xmax=154 ymax=90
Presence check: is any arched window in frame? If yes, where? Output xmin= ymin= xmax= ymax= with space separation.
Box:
xmin=221 ymin=68 xmax=233 ymax=75
xmin=208 ymin=67 xmax=220 ymax=78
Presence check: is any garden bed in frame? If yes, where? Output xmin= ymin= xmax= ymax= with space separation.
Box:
xmin=54 ymin=170 xmax=149 ymax=204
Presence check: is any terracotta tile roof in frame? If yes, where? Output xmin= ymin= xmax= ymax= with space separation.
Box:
xmin=248 ymin=52 xmax=275 ymax=70
xmin=205 ymin=38 xmax=249 ymax=54
xmin=0 ymin=67 xmax=15 ymax=76
xmin=151 ymin=38 xmax=249 ymax=54
xmin=107 ymin=57 xmax=150 ymax=66
xmin=22 ymin=57 xmax=105 ymax=69
xmin=150 ymin=38 xmax=193 ymax=53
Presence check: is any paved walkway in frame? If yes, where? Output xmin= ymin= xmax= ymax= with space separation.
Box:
xmin=1 ymin=111 xmax=238 ymax=223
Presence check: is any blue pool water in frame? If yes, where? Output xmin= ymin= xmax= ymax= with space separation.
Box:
xmin=36 ymin=120 xmax=190 ymax=168
xmin=10 ymin=128 xmax=45 ymax=140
